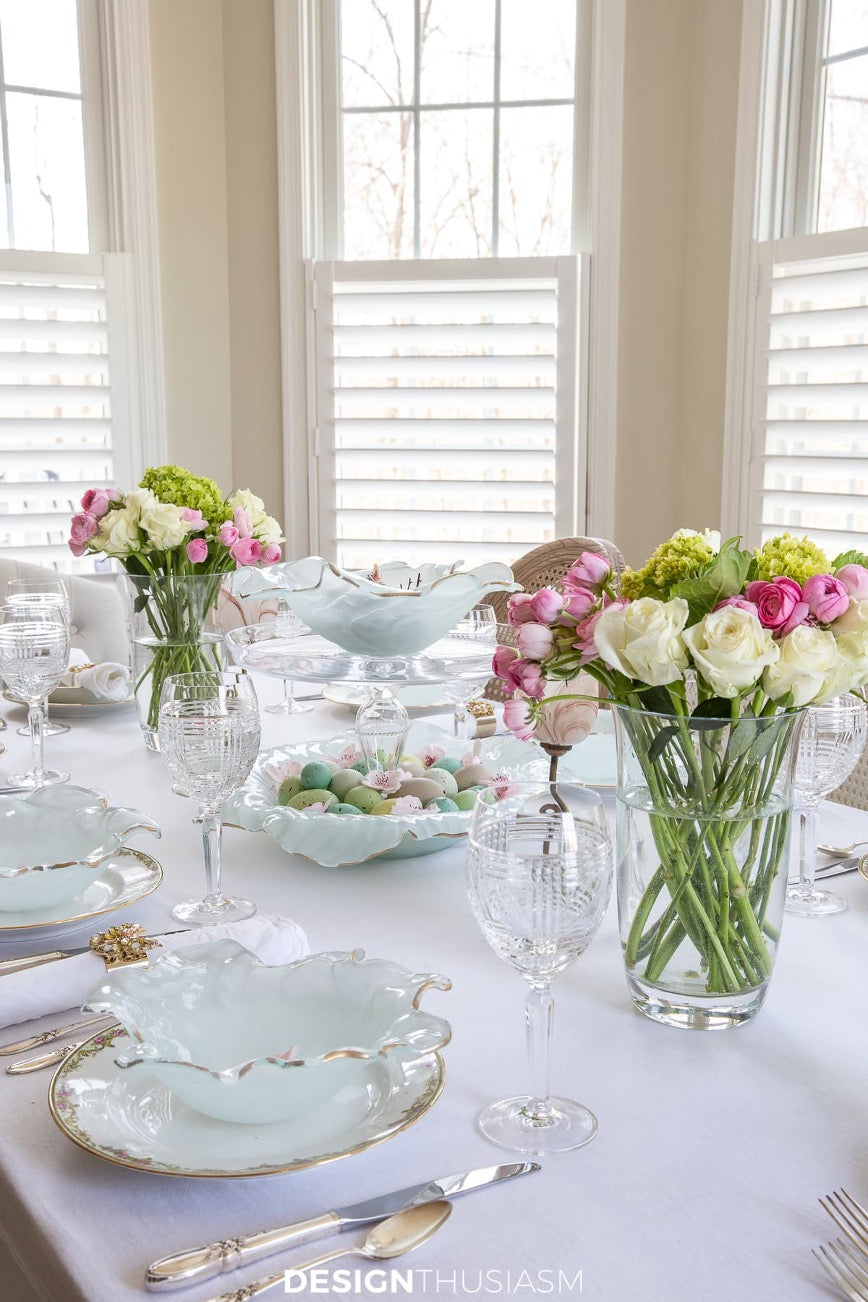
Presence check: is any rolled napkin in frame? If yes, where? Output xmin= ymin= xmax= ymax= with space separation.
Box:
xmin=62 ymin=660 xmax=131 ymax=702
xmin=0 ymin=914 xmax=308 ymax=1030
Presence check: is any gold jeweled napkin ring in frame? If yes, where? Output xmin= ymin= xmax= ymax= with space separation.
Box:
xmin=89 ymin=923 xmax=162 ymax=971
xmin=467 ymin=699 xmax=496 ymax=739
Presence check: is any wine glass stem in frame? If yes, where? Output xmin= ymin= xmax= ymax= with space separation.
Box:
xmin=525 ymin=984 xmax=555 ymax=1120
xmin=28 ymin=700 xmax=45 ymax=783
xmin=200 ymin=808 xmax=225 ymax=907
xmin=799 ymin=804 xmax=819 ymax=894
xmin=284 ymin=680 xmax=292 ymax=706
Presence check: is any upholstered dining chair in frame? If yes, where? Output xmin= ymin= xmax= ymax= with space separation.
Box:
xmin=484 ymin=535 xmax=626 ymax=702
xmin=0 ymin=559 xmax=130 ymax=665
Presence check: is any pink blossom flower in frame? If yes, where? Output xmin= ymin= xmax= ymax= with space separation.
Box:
xmin=745 ymin=577 xmax=809 ymax=636
xmin=503 ymin=697 xmax=536 ymax=741
xmin=303 ymin=801 xmax=330 ymax=814
xmin=261 ymin=542 xmax=282 ymax=564
xmin=69 ymin=512 xmax=99 ymax=546
xmin=185 ymin=538 xmax=208 ymax=564
xmin=80 ymin=488 xmax=116 ymax=519
xmin=506 ymin=593 xmax=536 ymax=626
xmin=486 ymin=772 xmax=516 ymax=800
xmin=360 ymin=767 xmax=412 ymax=794
xmin=419 ymin=745 xmax=445 ymax=768
xmin=560 ymin=588 xmax=597 ymax=621
xmin=181 ymin=507 xmax=207 ymax=527
xmin=836 ymin=563 xmax=868 ymax=600
xmin=264 ymin=758 xmax=302 ymax=785
xmin=218 ymin=522 xmax=239 ymax=547
xmin=714 ymin=596 xmax=759 ymax=616
xmin=506 ymin=658 xmax=546 ymax=699
xmin=328 ymin=746 xmax=362 ymax=768
xmin=803 ymin=573 xmax=851 ymax=624
xmin=492 ymin=645 xmax=518 ymax=682
xmin=233 ymin=507 xmax=253 ymax=538
xmin=563 ymin=552 xmax=611 ymax=594
xmin=529 ymin=587 xmax=564 ymax=623
xmin=392 ymin=796 xmax=424 ymax=815
xmin=231 ymin=537 xmax=263 ymax=567
xmin=516 ymin=621 xmax=554 ymax=661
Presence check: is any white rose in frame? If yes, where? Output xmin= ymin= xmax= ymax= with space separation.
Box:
xmin=124 ymin=487 xmax=157 ymax=523
xmin=683 ymin=608 xmax=779 ymax=699
xmin=139 ymin=501 xmax=190 ymax=550
xmin=830 ymin=598 xmax=868 ymax=635
xmin=594 ymin=597 xmax=689 ymax=686
xmin=254 ymin=513 xmax=284 ymax=545
xmin=762 ymin=625 xmax=838 ymax=707
xmin=95 ymin=506 xmax=140 ymax=557
xmin=815 ymin=629 xmax=868 ymax=702
xmin=227 ymin=489 xmax=266 ymax=525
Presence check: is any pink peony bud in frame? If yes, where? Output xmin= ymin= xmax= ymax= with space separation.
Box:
xmin=836 ymin=563 xmax=868 ymax=600
xmin=230 ymin=537 xmax=263 ymax=566
xmin=744 ymin=577 xmax=808 ymax=635
xmin=560 ymin=588 xmax=597 ymax=621
xmin=69 ymin=512 xmax=99 ymax=545
xmin=529 ymin=587 xmax=564 ymax=623
xmin=503 ymin=697 xmax=536 ymax=741
xmin=185 ymin=538 xmax=208 ymax=564
xmin=181 ymin=507 xmax=207 ymax=527
xmin=516 ymin=621 xmax=554 ymax=661
xmin=563 ymin=552 xmax=611 ymax=594
xmin=714 ymin=596 xmax=759 ymax=616
xmin=492 ymin=645 xmax=518 ymax=682
xmin=261 ymin=542 xmax=282 ymax=564
xmin=233 ymin=508 xmax=253 ymax=539
xmin=68 ymin=539 xmax=86 ymax=557
xmin=80 ymin=488 xmax=114 ymax=519
xmin=218 ymin=522 xmax=239 ymax=547
xmin=802 ymin=573 xmax=850 ymax=624
xmin=506 ymin=592 xmax=536 ymax=626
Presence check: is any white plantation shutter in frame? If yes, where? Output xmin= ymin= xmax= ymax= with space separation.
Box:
xmin=748 ymin=228 xmax=868 ymax=554
xmin=310 ymin=256 xmax=587 ymax=569
xmin=0 ymin=251 xmax=132 ymax=572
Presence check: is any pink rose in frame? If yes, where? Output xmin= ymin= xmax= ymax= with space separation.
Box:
xmin=181 ymin=507 xmax=207 ymax=527
xmin=261 ymin=542 xmax=282 ymax=564
xmin=529 ymin=587 xmax=564 ymax=623
xmin=560 ymin=588 xmax=597 ymax=621
xmin=185 ymin=538 xmax=208 ymax=564
xmin=68 ymin=540 xmax=86 ymax=557
xmin=503 ymin=697 xmax=536 ymax=741
xmin=516 ymin=621 xmax=554 ymax=661
xmin=563 ymin=552 xmax=611 ymax=593
xmin=744 ymin=577 xmax=808 ymax=635
xmin=218 ymin=522 xmax=239 ymax=547
xmin=230 ymin=537 xmax=263 ymax=566
xmin=506 ymin=593 xmax=536 ymax=626
xmin=492 ymin=645 xmax=518 ymax=682
xmin=574 ymin=606 xmax=609 ymax=664
xmin=506 ymin=658 xmax=547 ymax=699
xmin=233 ymin=508 xmax=253 ymax=538
xmin=836 ymin=564 xmax=868 ymax=600
xmin=802 ymin=574 xmax=850 ymax=624
xmin=80 ymin=488 xmax=115 ymax=519
xmin=69 ymin=512 xmax=99 ymax=545
xmin=714 ymin=596 xmax=759 ymax=616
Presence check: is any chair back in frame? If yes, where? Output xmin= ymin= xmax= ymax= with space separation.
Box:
xmin=829 ymin=744 xmax=868 ymax=812
xmin=0 ymin=560 xmax=129 ymax=665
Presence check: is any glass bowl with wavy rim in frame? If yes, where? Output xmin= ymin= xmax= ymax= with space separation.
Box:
xmin=0 ymin=785 xmax=161 ymax=912
xmin=234 ymin=557 xmax=520 ymax=656
xmin=83 ymin=944 xmax=452 ymax=1125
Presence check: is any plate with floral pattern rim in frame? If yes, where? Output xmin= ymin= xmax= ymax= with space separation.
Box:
xmin=49 ymin=1025 xmax=446 ymax=1178
xmin=0 ymin=848 xmax=163 ymax=942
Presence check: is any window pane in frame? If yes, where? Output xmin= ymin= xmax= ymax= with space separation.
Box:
xmin=826 ymin=0 xmax=868 ymax=59
xmin=500 ymin=0 xmax=575 ymax=101
xmin=6 ymin=91 xmax=88 ymax=252
xmin=340 ymin=0 xmax=415 ymax=107
xmin=0 ymin=0 xmax=81 ymax=93
xmin=817 ymin=53 xmax=868 ymax=232
xmin=419 ymin=108 xmax=493 ymax=257
xmin=342 ymin=111 xmax=415 ymax=259
xmin=498 ymin=105 xmax=573 ymax=256
xmin=420 ymin=0 xmax=494 ymax=104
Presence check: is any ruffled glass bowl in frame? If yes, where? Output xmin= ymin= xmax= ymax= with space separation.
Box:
xmin=0 ymin=785 xmax=160 ymax=912
xmin=236 ymin=557 xmax=519 ymax=656
xmin=83 ymin=944 xmax=451 ymax=1124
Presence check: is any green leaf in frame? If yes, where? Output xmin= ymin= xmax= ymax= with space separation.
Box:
xmin=634 ymin=684 xmax=679 ymax=715
xmin=831 ymin=549 xmax=868 ymax=571
xmin=648 ymin=724 xmax=679 ymax=763
xmin=670 ymin=539 xmax=753 ymax=623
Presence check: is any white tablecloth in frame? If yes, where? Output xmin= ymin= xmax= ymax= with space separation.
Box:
xmin=0 ymin=683 xmax=866 ymax=1302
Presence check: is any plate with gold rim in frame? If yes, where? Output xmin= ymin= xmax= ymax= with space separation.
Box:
xmin=49 ymin=1025 xmax=445 ymax=1178
xmin=3 ymin=688 xmax=135 ymax=718
xmin=0 ymin=848 xmax=163 ymax=942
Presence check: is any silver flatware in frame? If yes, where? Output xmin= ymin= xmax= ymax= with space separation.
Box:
xmin=0 ymin=1013 xmax=111 ymax=1055
xmin=145 ymin=1160 xmax=539 ymax=1290
xmin=819 ymin=838 xmax=868 ymax=858
xmin=787 ymin=854 xmax=866 ymax=885
xmin=6 ymin=1040 xmax=83 ymax=1074
xmin=821 ymin=1190 xmax=868 ymax=1254
xmin=0 ymin=927 xmax=191 ymax=975
xmin=813 ymin=1237 xmax=868 ymax=1301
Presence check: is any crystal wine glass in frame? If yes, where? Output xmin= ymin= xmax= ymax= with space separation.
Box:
xmin=786 ymin=692 xmax=868 ymax=918
xmin=5 ymin=580 xmax=71 ymax=738
xmin=448 ymin=603 xmax=498 ymax=755
xmin=265 ymin=601 xmax=313 ymax=715
xmin=158 ymin=671 xmax=261 ymax=923
xmin=0 ymin=604 xmax=70 ymax=788
xmin=466 ymin=779 xmax=613 ymax=1154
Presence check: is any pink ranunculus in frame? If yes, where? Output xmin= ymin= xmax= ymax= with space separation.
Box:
xmin=506 ymin=658 xmax=547 ymax=700
xmin=80 ymin=488 xmax=114 ymax=519
xmin=744 ymin=577 xmax=808 ymax=635
xmin=506 ymin=592 xmax=536 ymax=626
xmin=574 ymin=607 xmax=609 ymax=664
xmin=68 ymin=539 xmax=86 ymax=557
xmin=563 ymin=552 xmax=611 ymax=594
xmin=261 ymin=542 xmax=282 ymax=564
xmin=529 ymin=587 xmax=564 ymax=623
xmin=836 ymin=563 xmax=868 ymax=600
xmin=503 ymin=696 xmax=536 ymax=741
xmin=233 ymin=507 xmax=253 ymax=539
xmin=560 ymin=588 xmax=597 ymax=621
xmin=69 ymin=512 xmax=99 ymax=545
xmin=492 ymin=645 xmax=518 ymax=682
xmin=230 ymin=537 xmax=263 ymax=567
xmin=185 ymin=537 xmax=208 ymax=564
xmin=533 ymin=673 xmax=599 ymax=747
xmin=218 ymin=521 xmax=239 ymax=547
xmin=714 ymin=596 xmax=759 ymax=616
xmin=516 ymin=621 xmax=554 ymax=661
xmin=802 ymin=573 xmax=850 ymax=624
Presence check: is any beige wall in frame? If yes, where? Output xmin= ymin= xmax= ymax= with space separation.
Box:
xmin=147 ymin=0 xmax=743 ymax=566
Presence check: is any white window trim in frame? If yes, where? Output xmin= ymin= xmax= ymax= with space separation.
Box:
xmin=273 ymin=0 xmax=623 ymax=558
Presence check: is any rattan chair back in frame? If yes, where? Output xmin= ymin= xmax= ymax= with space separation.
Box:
xmin=829 ymin=744 xmax=868 ymax=811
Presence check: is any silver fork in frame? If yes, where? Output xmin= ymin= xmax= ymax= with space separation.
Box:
xmin=813 ymin=1238 xmax=868 ymax=1301
xmin=821 ymin=1190 xmax=868 ymax=1255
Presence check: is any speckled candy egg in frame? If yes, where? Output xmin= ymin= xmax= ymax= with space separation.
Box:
xmin=328 ymin=769 xmax=361 ymax=801
xmin=287 ymin=787 xmax=337 ymax=810
xmin=430 ymin=755 xmax=461 ymax=774
xmin=344 ymin=785 xmax=382 ymax=813
xmin=454 ymin=763 xmax=494 ymax=791
xmin=300 ymin=761 xmax=335 ymax=791
xmin=426 ymin=766 xmax=459 ymax=798
xmin=277 ymin=776 xmax=303 ymax=805
xmin=332 ymin=802 xmax=362 ymax=815
xmin=395 ymin=777 xmax=443 ymax=804
xmin=425 ymin=795 xmax=459 ymax=813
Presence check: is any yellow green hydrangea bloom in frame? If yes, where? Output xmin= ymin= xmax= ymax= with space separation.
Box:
xmin=139 ymin=465 xmax=230 ymax=526
xmin=754 ymin=533 xmax=829 ymax=585
xmin=621 ymin=531 xmax=717 ymax=600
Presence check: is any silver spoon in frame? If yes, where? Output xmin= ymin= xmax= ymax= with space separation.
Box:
xmin=210 ymin=1200 xmax=453 ymax=1302
xmin=818 ymin=838 xmax=868 ymax=857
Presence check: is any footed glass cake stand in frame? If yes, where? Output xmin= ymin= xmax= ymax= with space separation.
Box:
xmin=224 ymin=625 xmax=495 ymax=770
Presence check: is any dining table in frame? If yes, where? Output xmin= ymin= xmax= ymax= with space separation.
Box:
xmin=0 ymin=675 xmax=866 ymax=1302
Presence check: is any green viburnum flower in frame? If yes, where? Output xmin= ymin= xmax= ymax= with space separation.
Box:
xmin=753 ymin=533 xmax=830 ymax=585
xmin=139 ymin=465 xmax=231 ymax=526
xmin=620 ymin=530 xmax=718 ymax=601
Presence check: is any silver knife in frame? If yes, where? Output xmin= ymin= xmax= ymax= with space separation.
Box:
xmin=145 ymin=1161 xmax=539 ymax=1290
xmin=787 ymin=852 xmax=867 ymax=885
xmin=6 ymin=1040 xmax=83 ymax=1074
xmin=0 ymin=928 xmax=191 ymax=976
xmin=0 ymin=1013 xmax=111 ymax=1056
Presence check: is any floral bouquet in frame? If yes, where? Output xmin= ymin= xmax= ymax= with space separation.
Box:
xmin=68 ymin=466 xmax=283 ymax=742
xmin=493 ymin=530 xmax=868 ymax=1021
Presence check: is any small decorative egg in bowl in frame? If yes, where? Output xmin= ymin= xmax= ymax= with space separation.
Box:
xmin=82 ymin=944 xmax=451 ymax=1125
xmin=0 ymin=785 xmax=160 ymax=913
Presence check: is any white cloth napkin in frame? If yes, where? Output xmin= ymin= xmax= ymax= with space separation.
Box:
xmin=0 ymin=914 xmax=308 ymax=1030
xmin=62 ymin=657 xmax=131 ymax=701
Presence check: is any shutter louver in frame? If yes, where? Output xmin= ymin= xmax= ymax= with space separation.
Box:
xmin=311 ymin=257 xmax=584 ymax=570
xmin=753 ymin=233 xmax=868 ymax=555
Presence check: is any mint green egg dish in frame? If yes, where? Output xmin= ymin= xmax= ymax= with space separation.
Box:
xmin=301 ymin=761 xmax=335 ymax=790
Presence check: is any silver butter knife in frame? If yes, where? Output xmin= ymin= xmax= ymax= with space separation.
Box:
xmin=6 ymin=1040 xmax=83 ymax=1074
xmin=0 ymin=928 xmax=191 ymax=976
xmin=145 ymin=1161 xmax=539 ymax=1290
xmin=0 ymin=1013 xmax=111 ymax=1056
xmin=787 ymin=852 xmax=867 ymax=885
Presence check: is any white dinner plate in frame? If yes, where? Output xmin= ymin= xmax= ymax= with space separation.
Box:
xmin=323 ymin=683 xmax=459 ymax=712
xmin=3 ymin=688 xmax=135 ymax=718
xmin=0 ymin=848 xmax=163 ymax=942
xmin=49 ymin=1026 xmax=445 ymax=1178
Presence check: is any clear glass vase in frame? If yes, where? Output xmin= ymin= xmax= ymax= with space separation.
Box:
xmin=121 ymin=573 xmax=224 ymax=750
xmin=612 ymin=702 xmax=804 ymax=1030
